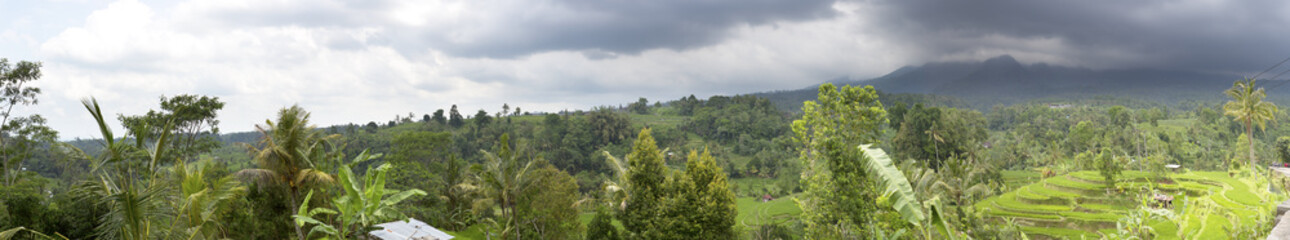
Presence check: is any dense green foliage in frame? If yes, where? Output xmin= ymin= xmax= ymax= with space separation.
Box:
xmin=616 ymin=129 xmax=738 ymax=240
xmin=793 ymin=83 xmax=888 ymax=238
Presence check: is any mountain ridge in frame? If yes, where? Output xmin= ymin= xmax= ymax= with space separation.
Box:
xmin=755 ymin=55 xmax=1253 ymax=111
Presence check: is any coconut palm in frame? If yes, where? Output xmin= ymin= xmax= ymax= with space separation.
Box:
xmin=467 ymin=134 xmax=536 ymax=239
xmin=76 ymin=98 xmax=174 ymax=240
xmin=172 ymin=157 xmax=247 ymax=239
xmin=1223 ymin=78 xmax=1278 ymax=168
xmin=234 ymin=105 xmax=339 ymax=240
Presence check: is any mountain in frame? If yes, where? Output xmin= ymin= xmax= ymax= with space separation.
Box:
xmin=756 ymin=55 xmax=1250 ymax=111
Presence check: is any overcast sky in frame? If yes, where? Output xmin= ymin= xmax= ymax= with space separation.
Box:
xmin=4 ymin=0 xmax=1290 ymax=139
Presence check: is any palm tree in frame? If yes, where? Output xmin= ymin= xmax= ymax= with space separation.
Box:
xmin=235 ymin=105 xmax=339 ymax=240
xmin=77 ymin=98 xmax=174 ymax=240
xmin=1224 ymin=78 xmax=1278 ymax=168
xmin=173 ymin=158 xmax=246 ymax=239
xmin=468 ymin=133 xmax=536 ymax=239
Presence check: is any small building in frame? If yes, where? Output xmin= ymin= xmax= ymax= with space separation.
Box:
xmin=1166 ymin=164 xmax=1181 ymax=172
xmin=368 ymin=218 xmax=454 ymax=240
xmin=762 ymin=194 xmax=775 ymax=202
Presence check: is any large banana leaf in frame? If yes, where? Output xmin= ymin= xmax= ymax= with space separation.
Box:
xmin=859 ymin=144 xmax=925 ymax=226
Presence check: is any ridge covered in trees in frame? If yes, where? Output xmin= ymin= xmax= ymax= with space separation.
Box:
xmin=3 ymin=57 xmax=1290 ymax=239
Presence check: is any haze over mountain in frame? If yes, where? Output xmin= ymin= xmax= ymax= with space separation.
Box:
xmin=757 ymin=55 xmax=1263 ymax=111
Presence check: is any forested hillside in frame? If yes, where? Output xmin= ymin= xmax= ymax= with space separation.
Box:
xmin=4 ymin=58 xmax=1290 ymax=239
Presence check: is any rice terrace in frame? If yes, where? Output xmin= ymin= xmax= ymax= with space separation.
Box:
xmin=980 ymin=170 xmax=1280 ymax=239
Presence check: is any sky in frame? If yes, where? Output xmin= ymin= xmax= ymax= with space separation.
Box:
xmin=3 ymin=0 xmax=1290 ymax=139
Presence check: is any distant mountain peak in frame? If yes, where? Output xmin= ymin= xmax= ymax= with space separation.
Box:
xmin=981 ymin=55 xmax=1023 ymax=69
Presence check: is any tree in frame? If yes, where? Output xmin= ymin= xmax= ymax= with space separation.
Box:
xmin=1108 ymin=105 xmax=1132 ymax=129
xmin=516 ymin=164 xmax=582 ymax=239
xmin=585 ymin=207 xmax=622 ymax=240
xmin=474 ymin=109 xmax=492 ymax=127
xmin=77 ymin=98 xmax=174 ymax=239
xmin=174 ymin=157 xmax=247 ymax=239
xmin=1224 ymin=78 xmax=1278 ymax=168
xmin=235 ymin=105 xmax=340 ymax=240
xmin=665 ymin=149 xmax=737 ymax=239
xmin=628 ymin=97 xmax=650 ymax=114
xmin=0 ymin=59 xmax=56 ymax=186
xmin=432 ymin=109 xmax=448 ymax=125
xmin=470 ymin=133 xmax=536 ymax=239
xmin=587 ymin=108 xmax=633 ymax=146
xmin=889 ymin=102 xmax=908 ymax=128
xmin=792 ymin=83 xmax=887 ymax=238
xmin=622 ymin=128 xmax=669 ymax=239
xmin=449 ymin=105 xmax=465 ymax=128
xmin=892 ymin=104 xmax=939 ymax=165
xmin=1276 ymin=136 xmax=1290 ymax=165
xmin=1068 ymin=120 xmax=1098 ymax=152
xmin=1095 ymin=148 xmax=1122 ymax=189
xmin=118 ymin=94 xmax=225 ymax=161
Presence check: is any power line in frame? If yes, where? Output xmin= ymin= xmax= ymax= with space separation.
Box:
xmin=1253 ymin=56 xmax=1290 ymax=81
xmin=1263 ymin=68 xmax=1290 ymax=91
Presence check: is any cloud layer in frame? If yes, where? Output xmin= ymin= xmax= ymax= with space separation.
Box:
xmin=3 ymin=0 xmax=1289 ymax=138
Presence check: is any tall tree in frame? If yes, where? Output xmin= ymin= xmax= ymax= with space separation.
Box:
xmin=1224 ymin=78 xmax=1277 ymax=168
xmin=235 ymin=105 xmax=339 ymax=240
xmin=666 ymin=149 xmax=737 ymax=239
xmin=449 ymin=105 xmax=465 ymax=128
xmin=474 ymin=109 xmax=492 ymax=127
xmin=1095 ymin=148 xmax=1122 ymax=189
xmin=1276 ymin=136 xmax=1290 ymax=165
xmin=77 ymin=98 xmax=173 ymax=240
xmin=517 ymin=164 xmax=582 ymax=239
xmin=587 ymin=108 xmax=633 ymax=146
xmin=792 ymin=83 xmax=887 ymax=238
xmin=0 ymin=59 xmax=56 ymax=186
xmin=622 ymin=128 xmax=669 ymax=239
xmin=628 ymin=97 xmax=650 ymax=114
xmin=1108 ymin=105 xmax=1133 ymax=129
xmin=118 ymin=94 xmax=225 ymax=161
xmin=471 ymin=133 xmax=536 ymax=239
xmin=432 ymin=109 xmax=447 ymax=125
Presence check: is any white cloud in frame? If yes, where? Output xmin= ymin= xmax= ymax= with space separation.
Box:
xmin=30 ymin=0 xmax=912 ymax=139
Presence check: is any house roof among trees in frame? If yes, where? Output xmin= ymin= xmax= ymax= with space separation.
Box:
xmin=368 ymin=218 xmax=454 ymax=240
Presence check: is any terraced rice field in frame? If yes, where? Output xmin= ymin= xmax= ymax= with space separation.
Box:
xmin=976 ymin=171 xmax=1276 ymax=239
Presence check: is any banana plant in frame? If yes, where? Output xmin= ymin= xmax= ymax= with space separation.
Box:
xmin=859 ymin=144 xmax=925 ymax=226
xmin=293 ymin=154 xmax=427 ymax=239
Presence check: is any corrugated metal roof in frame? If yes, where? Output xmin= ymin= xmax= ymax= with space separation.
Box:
xmin=368 ymin=218 xmax=455 ymax=240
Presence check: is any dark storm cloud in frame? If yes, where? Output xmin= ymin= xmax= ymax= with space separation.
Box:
xmin=866 ymin=0 xmax=1290 ymax=73
xmin=396 ymin=0 xmax=837 ymax=58
xmin=188 ymin=0 xmax=837 ymax=58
